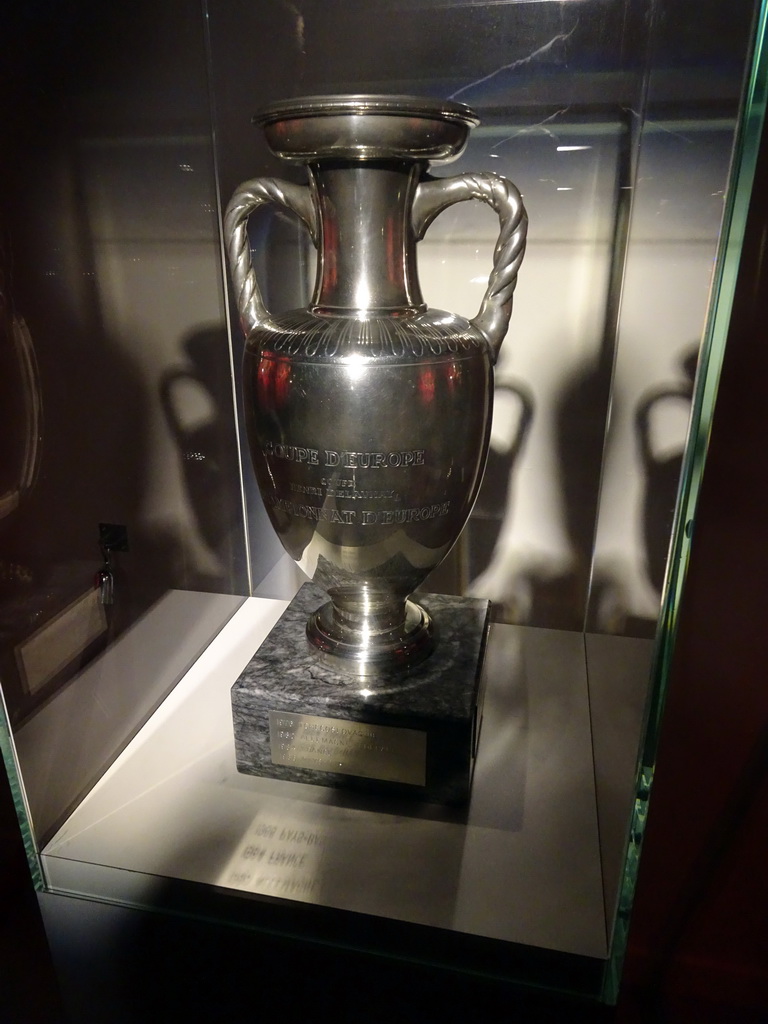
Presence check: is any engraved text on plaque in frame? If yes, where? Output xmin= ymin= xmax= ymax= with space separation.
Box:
xmin=269 ymin=711 xmax=427 ymax=785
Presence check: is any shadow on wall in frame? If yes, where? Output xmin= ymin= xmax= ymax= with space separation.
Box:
xmin=452 ymin=343 xmax=697 ymax=638
xmin=161 ymin=325 xmax=248 ymax=590
xmin=635 ymin=347 xmax=698 ymax=595
xmin=463 ymin=350 xmax=610 ymax=632
xmin=587 ymin=345 xmax=697 ymax=636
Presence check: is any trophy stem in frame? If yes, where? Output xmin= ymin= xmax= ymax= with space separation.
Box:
xmin=307 ymin=592 xmax=434 ymax=675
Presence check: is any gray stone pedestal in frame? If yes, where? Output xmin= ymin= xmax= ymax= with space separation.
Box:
xmin=231 ymin=583 xmax=490 ymax=804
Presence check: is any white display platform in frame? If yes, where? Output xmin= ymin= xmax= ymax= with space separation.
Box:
xmin=15 ymin=590 xmax=245 ymax=842
xmin=40 ymin=595 xmax=617 ymax=959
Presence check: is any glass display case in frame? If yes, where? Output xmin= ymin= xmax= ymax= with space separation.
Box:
xmin=1 ymin=0 xmax=766 ymax=1004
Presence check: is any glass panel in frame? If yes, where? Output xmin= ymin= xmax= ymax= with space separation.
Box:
xmin=578 ymin=0 xmax=766 ymax=981
xmin=605 ymin=1 xmax=768 ymax=999
xmin=0 ymin=1 xmax=249 ymax=847
xmin=587 ymin=0 xmax=759 ymax=637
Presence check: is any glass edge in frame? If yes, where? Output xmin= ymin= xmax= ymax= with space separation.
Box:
xmin=602 ymin=0 xmax=768 ymax=1003
xmin=201 ymin=0 xmax=256 ymax=595
xmin=0 ymin=685 xmax=44 ymax=890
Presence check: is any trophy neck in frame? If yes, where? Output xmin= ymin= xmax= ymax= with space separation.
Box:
xmin=309 ymin=160 xmax=426 ymax=317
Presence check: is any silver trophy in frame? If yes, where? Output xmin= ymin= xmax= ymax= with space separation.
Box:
xmin=225 ymin=95 xmax=527 ymax=676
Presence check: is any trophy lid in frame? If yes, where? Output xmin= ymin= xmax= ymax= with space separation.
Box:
xmin=254 ymin=94 xmax=480 ymax=164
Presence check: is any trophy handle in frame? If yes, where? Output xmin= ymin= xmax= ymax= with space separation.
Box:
xmin=224 ymin=178 xmax=319 ymax=336
xmin=412 ymin=172 xmax=528 ymax=363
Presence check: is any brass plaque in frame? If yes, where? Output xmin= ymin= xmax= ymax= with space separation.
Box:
xmin=269 ymin=711 xmax=426 ymax=786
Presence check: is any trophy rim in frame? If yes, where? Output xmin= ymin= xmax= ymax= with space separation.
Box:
xmin=253 ymin=93 xmax=480 ymax=129
xmin=253 ymin=94 xmax=479 ymax=164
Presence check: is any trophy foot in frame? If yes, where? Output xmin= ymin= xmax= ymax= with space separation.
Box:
xmin=307 ymin=597 xmax=434 ymax=675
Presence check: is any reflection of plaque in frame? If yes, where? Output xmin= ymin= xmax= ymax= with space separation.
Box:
xmin=232 ymin=583 xmax=489 ymax=803
xmin=15 ymin=587 xmax=107 ymax=697
xmin=219 ymin=807 xmax=328 ymax=900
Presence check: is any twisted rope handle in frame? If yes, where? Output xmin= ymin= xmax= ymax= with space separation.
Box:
xmin=223 ymin=177 xmax=318 ymax=336
xmin=412 ymin=172 xmax=527 ymax=363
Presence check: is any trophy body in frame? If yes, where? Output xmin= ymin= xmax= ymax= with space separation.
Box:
xmin=244 ymin=309 xmax=492 ymax=672
xmin=225 ymin=95 xmax=527 ymax=799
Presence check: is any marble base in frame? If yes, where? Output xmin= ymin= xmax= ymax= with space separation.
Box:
xmin=231 ymin=582 xmax=490 ymax=804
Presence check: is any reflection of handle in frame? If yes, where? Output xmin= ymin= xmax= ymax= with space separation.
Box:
xmin=412 ymin=172 xmax=527 ymax=363
xmin=224 ymin=178 xmax=318 ymax=336
xmin=0 ymin=316 xmax=43 ymax=520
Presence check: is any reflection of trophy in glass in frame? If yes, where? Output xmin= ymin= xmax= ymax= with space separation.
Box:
xmin=0 ymin=285 xmax=42 ymax=522
xmin=225 ymin=96 xmax=527 ymax=800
